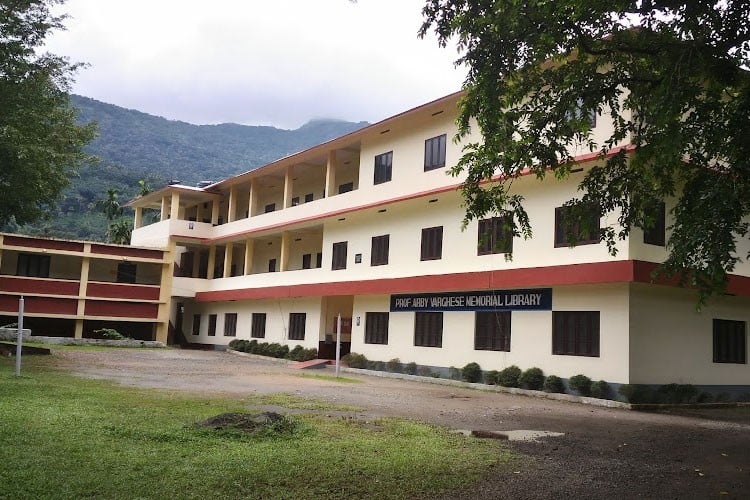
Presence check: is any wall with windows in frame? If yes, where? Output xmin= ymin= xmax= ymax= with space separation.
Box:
xmin=184 ymin=296 xmax=322 ymax=349
xmin=629 ymin=283 xmax=750 ymax=386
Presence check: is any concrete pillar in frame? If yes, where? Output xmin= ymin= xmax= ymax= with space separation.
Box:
xmin=248 ymin=180 xmax=257 ymax=217
xmin=170 ymin=191 xmax=180 ymax=220
xmin=134 ymin=207 xmax=143 ymax=229
xmin=325 ymin=150 xmax=337 ymax=198
xmin=243 ymin=239 xmax=255 ymax=275
xmin=211 ymin=199 xmax=220 ymax=225
xmin=154 ymin=241 xmax=176 ymax=344
xmin=160 ymin=196 xmax=168 ymax=221
xmin=207 ymin=246 xmax=216 ymax=279
xmin=75 ymin=244 xmax=91 ymax=339
xmin=195 ymin=202 xmax=202 ymax=223
xmin=223 ymin=243 xmax=233 ymax=278
xmin=228 ymin=186 xmax=237 ymax=222
xmin=283 ymin=166 xmax=294 ymax=208
xmin=280 ymin=232 xmax=290 ymax=272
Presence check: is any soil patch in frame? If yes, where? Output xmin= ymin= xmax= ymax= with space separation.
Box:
xmin=195 ymin=411 xmax=297 ymax=436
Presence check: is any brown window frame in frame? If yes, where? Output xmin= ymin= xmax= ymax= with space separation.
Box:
xmin=302 ymin=253 xmax=312 ymax=269
xmin=554 ymin=205 xmax=600 ymax=247
xmin=223 ymin=313 xmax=238 ymax=337
xmin=477 ymin=216 xmax=513 ymax=255
xmin=371 ymin=234 xmax=390 ymax=266
xmin=289 ymin=312 xmax=306 ymax=341
xmin=713 ymin=319 xmax=746 ymax=364
xmin=643 ymin=201 xmax=666 ymax=246
xmin=414 ymin=312 xmax=443 ymax=347
xmin=365 ymin=312 xmax=389 ymax=344
xmin=374 ymin=151 xmax=393 ymax=185
xmin=251 ymin=313 xmax=267 ymax=339
xmin=332 ymin=241 xmax=347 ymax=270
xmin=16 ymin=253 xmax=50 ymax=278
xmin=268 ymin=258 xmax=277 ymax=273
xmin=474 ymin=311 xmax=511 ymax=351
xmin=116 ymin=262 xmax=137 ymax=283
xmin=424 ymin=134 xmax=447 ymax=171
xmin=552 ymin=311 xmax=600 ymax=357
xmin=420 ymin=226 xmax=443 ymax=261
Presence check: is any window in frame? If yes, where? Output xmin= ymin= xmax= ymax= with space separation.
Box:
xmin=475 ymin=311 xmax=511 ymax=351
xmin=420 ymin=226 xmax=443 ymax=261
xmin=424 ymin=134 xmax=447 ymax=171
xmin=224 ymin=313 xmax=237 ymax=337
xmin=304 ymin=193 xmax=314 ymax=203
xmin=566 ymin=98 xmax=597 ymax=127
xmin=291 ymin=196 xmax=300 ymax=206
xmin=264 ymin=203 xmax=275 ymax=213
xmin=374 ymin=151 xmax=393 ymax=184
xmin=207 ymin=314 xmax=217 ymax=336
xmin=116 ymin=262 xmax=137 ymax=283
xmin=316 ymin=252 xmax=323 ymax=268
xmin=268 ymin=258 xmax=277 ymax=272
xmin=289 ymin=313 xmax=306 ymax=340
xmin=365 ymin=312 xmax=389 ymax=344
xmin=371 ymin=234 xmax=390 ymax=266
xmin=251 ymin=313 xmax=267 ymax=339
xmin=332 ymin=241 xmax=347 ymax=270
xmin=414 ymin=312 xmax=443 ymax=347
xmin=16 ymin=253 xmax=50 ymax=278
xmin=552 ymin=311 xmax=600 ymax=357
xmin=338 ymin=182 xmax=354 ymax=194
xmin=478 ymin=216 xmax=513 ymax=255
xmin=554 ymin=205 xmax=600 ymax=247
xmin=302 ymin=253 xmax=312 ymax=269
xmin=713 ymin=319 xmax=746 ymax=364
xmin=643 ymin=201 xmax=666 ymax=247
xmin=191 ymin=314 xmax=201 ymax=335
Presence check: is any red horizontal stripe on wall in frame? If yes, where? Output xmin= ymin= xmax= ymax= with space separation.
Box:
xmin=3 ymin=235 xmax=84 ymax=252
xmin=84 ymin=300 xmax=158 ymax=319
xmin=86 ymin=282 xmax=160 ymax=301
xmin=0 ymin=295 xmax=77 ymax=315
xmin=0 ymin=276 xmax=80 ymax=296
xmin=90 ymin=244 xmax=164 ymax=260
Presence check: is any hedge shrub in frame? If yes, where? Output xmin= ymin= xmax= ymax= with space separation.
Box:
xmin=461 ymin=362 xmax=482 ymax=383
xmin=519 ymin=367 xmax=545 ymax=390
xmin=342 ymin=352 xmax=368 ymax=368
xmin=484 ymin=370 xmax=500 ymax=385
xmin=568 ymin=374 xmax=592 ymax=396
xmin=543 ymin=375 xmax=565 ymax=393
xmin=498 ymin=365 xmax=522 ymax=387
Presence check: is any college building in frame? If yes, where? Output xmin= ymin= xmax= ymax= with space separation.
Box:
xmin=2 ymin=91 xmax=747 ymax=395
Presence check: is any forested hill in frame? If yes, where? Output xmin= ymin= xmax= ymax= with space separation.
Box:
xmin=71 ymin=95 xmax=369 ymax=185
xmin=6 ymin=96 xmax=367 ymax=241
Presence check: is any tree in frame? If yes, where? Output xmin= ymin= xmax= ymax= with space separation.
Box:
xmin=96 ymin=188 xmax=132 ymax=243
xmin=0 ymin=0 xmax=96 ymax=227
xmin=420 ymin=1 xmax=750 ymax=301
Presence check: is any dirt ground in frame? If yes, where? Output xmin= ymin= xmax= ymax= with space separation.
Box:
xmin=53 ymin=348 xmax=750 ymax=499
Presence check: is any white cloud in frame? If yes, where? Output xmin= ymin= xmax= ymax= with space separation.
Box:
xmin=46 ymin=0 xmax=465 ymax=128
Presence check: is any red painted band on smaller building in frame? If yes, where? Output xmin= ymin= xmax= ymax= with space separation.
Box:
xmin=3 ymin=235 xmax=84 ymax=252
xmin=0 ymin=276 xmax=80 ymax=296
xmin=0 ymin=295 xmax=77 ymax=315
xmin=86 ymin=281 xmax=161 ymax=301
xmin=90 ymin=244 xmax=164 ymax=260
xmin=84 ymin=300 xmax=159 ymax=319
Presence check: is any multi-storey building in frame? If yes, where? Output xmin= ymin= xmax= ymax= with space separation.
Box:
xmin=0 ymin=233 xmax=173 ymax=341
xmin=128 ymin=91 xmax=749 ymax=394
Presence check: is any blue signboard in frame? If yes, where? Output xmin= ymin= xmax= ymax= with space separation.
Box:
xmin=390 ymin=288 xmax=552 ymax=312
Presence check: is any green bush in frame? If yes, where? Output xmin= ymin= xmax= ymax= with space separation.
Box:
xmin=569 ymin=374 xmax=592 ymax=396
xmin=404 ymin=362 xmax=418 ymax=375
xmin=484 ymin=370 xmax=500 ymax=385
xmin=287 ymin=345 xmax=304 ymax=361
xmin=543 ymin=375 xmax=565 ymax=393
xmin=590 ymin=380 xmax=610 ymax=399
xmin=94 ymin=328 xmax=128 ymax=340
xmin=519 ymin=367 xmax=545 ymax=390
xmin=265 ymin=343 xmax=283 ymax=358
xmin=342 ymin=352 xmax=368 ymax=368
xmin=461 ymin=362 xmax=482 ymax=383
xmin=373 ymin=360 xmax=386 ymax=372
xmin=247 ymin=339 xmax=259 ymax=353
xmin=386 ymin=358 xmax=403 ymax=373
xmin=618 ymin=384 xmax=655 ymax=404
xmin=655 ymin=384 xmax=699 ymax=404
xmin=498 ymin=365 xmax=522 ymax=387
xmin=301 ymin=348 xmax=318 ymax=361
xmin=228 ymin=339 xmax=242 ymax=349
xmin=417 ymin=366 xmax=434 ymax=377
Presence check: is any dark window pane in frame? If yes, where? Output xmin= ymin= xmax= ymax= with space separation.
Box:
xmin=338 ymin=182 xmax=354 ymax=194
xmin=414 ymin=312 xmax=443 ymax=347
xmin=264 ymin=203 xmax=275 ymax=213
xmin=420 ymin=226 xmax=443 ymax=261
xmin=192 ymin=314 xmax=201 ymax=335
xmin=208 ymin=314 xmax=217 ymax=336
xmin=304 ymin=193 xmax=314 ymax=203
xmin=268 ymin=258 xmax=277 ymax=272
xmin=552 ymin=311 xmax=600 ymax=357
xmin=643 ymin=201 xmax=666 ymax=246
xmin=475 ymin=311 xmax=511 ymax=351
xmin=302 ymin=253 xmax=312 ymax=270
xmin=224 ymin=313 xmax=237 ymax=337
xmin=477 ymin=216 xmax=513 ymax=255
xmin=554 ymin=205 xmax=600 ymax=247
xmin=713 ymin=319 xmax=746 ymax=364
xmin=117 ymin=262 xmax=137 ymax=283
xmin=332 ymin=241 xmax=347 ymax=270
xmin=251 ymin=313 xmax=266 ymax=338
xmin=374 ymin=151 xmax=393 ymax=185
xmin=424 ymin=134 xmax=447 ymax=171
xmin=289 ymin=313 xmax=306 ymax=340
xmin=365 ymin=312 xmax=389 ymax=344
xmin=371 ymin=234 xmax=390 ymax=266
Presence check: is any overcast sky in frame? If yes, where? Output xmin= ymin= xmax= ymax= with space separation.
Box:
xmin=45 ymin=0 xmax=466 ymax=129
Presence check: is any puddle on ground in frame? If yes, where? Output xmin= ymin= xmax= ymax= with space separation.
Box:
xmin=452 ymin=429 xmax=565 ymax=442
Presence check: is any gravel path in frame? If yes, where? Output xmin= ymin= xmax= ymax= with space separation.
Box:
xmin=54 ymin=348 xmax=750 ymax=499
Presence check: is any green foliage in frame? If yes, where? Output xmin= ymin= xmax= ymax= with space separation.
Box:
xmin=461 ymin=362 xmax=482 ymax=383
xmin=0 ymin=1 xmax=97 ymax=228
xmin=655 ymin=384 xmax=699 ymax=404
xmin=568 ymin=375 xmax=593 ymax=397
xmin=484 ymin=370 xmax=499 ymax=385
xmin=342 ymin=352 xmax=368 ymax=368
xmin=518 ymin=367 xmax=545 ymax=391
xmin=590 ymin=380 xmax=611 ymax=400
xmin=93 ymin=328 xmax=128 ymax=340
xmin=416 ymin=366 xmax=434 ymax=377
xmin=498 ymin=365 xmax=521 ymax=388
xmin=543 ymin=375 xmax=565 ymax=394
xmin=404 ymin=362 xmax=418 ymax=375
xmin=386 ymin=358 xmax=403 ymax=373
xmin=421 ymin=1 xmax=750 ymax=301
xmin=618 ymin=384 xmax=655 ymax=404
xmin=287 ymin=344 xmax=304 ymax=361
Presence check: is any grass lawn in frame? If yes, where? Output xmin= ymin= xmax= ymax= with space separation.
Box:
xmin=0 ymin=355 xmax=513 ymax=499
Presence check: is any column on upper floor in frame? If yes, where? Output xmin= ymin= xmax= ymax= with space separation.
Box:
xmin=160 ymin=196 xmax=168 ymax=221
xmin=325 ymin=150 xmax=336 ymax=198
xmin=248 ymin=179 xmax=258 ymax=218
xmin=283 ymin=166 xmax=294 ymax=208
xmin=228 ymin=186 xmax=237 ymax=222
xmin=170 ymin=192 xmax=180 ymax=220
xmin=244 ymin=238 xmax=254 ymax=275
xmin=211 ymin=199 xmax=220 ymax=225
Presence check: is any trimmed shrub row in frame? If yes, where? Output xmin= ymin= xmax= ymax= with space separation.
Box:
xmin=228 ymin=339 xmax=317 ymax=362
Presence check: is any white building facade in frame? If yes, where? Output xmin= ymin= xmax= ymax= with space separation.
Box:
xmin=129 ymin=92 xmax=750 ymax=395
